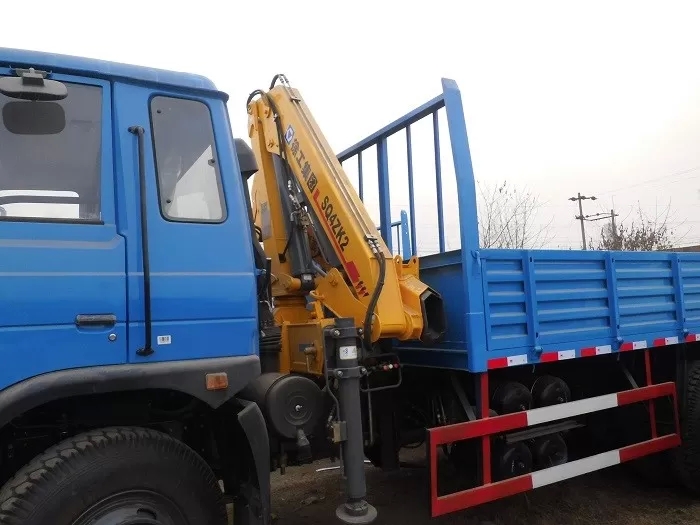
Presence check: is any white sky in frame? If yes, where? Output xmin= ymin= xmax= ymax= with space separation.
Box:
xmin=2 ymin=0 xmax=700 ymax=253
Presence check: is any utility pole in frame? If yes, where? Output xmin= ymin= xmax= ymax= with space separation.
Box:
xmin=568 ymin=193 xmax=597 ymax=250
xmin=610 ymin=209 xmax=617 ymax=245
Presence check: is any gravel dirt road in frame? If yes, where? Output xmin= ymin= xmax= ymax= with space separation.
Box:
xmin=260 ymin=452 xmax=700 ymax=525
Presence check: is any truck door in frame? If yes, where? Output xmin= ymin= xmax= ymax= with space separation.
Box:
xmin=114 ymin=84 xmax=258 ymax=363
xmin=0 ymin=71 xmax=127 ymax=388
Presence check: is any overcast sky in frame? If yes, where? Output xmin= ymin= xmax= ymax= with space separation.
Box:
xmin=2 ymin=0 xmax=699 ymax=253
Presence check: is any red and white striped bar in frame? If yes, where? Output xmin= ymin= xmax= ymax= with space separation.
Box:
xmin=430 ymin=434 xmax=680 ymax=517
xmin=487 ymin=354 xmax=528 ymax=369
xmin=487 ymin=333 xmax=690 ymax=370
xmin=620 ymin=340 xmax=647 ymax=351
xmin=428 ymin=381 xmax=679 ymax=517
xmin=540 ymin=350 xmax=575 ymax=363
xmin=654 ymin=336 xmax=679 ymax=347
xmin=580 ymin=344 xmax=612 ymax=357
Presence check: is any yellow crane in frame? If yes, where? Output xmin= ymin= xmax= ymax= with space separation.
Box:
xmin=246 ymin=75 xmax=445 ymax=376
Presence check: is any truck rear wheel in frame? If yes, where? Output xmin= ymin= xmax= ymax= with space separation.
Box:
xmin=0 ymin=426 xmax=228 ymax=525
xmin=674 ymin=359 xmax=700 ymax=493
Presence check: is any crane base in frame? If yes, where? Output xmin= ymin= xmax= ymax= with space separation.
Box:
xmin=335 ymin=501 xmax=377 ymax=525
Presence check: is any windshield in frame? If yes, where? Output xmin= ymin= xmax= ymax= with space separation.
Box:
xmin=0 ymin=79 xmax=102 ymax=221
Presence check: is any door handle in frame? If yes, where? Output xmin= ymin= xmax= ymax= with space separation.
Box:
xmin=75 ymin=314 xmax=117 ymax=327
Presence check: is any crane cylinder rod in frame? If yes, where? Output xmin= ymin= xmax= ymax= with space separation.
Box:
xmin=328 ymin=318 xmax=377 ymax=525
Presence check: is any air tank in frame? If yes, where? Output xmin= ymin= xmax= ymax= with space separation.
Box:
xmin=491 ymin=381 xmax=532 ymax=414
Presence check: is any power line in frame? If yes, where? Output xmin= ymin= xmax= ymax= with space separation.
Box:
xmin=595 ymin=165 xmax=700 ymax=196
xmin=586 ymin=209 xmax=619 ymax=248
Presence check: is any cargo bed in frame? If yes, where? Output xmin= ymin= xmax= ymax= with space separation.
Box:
xmin=338 ymin=79 xmax=700 ymax=373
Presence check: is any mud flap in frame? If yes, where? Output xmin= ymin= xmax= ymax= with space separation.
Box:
xmin=236 ymin=399 xmax=272 ymax=525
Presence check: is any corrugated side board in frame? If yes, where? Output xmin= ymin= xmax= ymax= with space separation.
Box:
xmin=396 ymin=248 xmax=700 ymax=371
xmin=482 ymin=250 xmax=613 ymax=352
xmin=481 ymin=249 xmax=700 ymax=361
xmin=682 ymin=256 xmax=700 ymax=326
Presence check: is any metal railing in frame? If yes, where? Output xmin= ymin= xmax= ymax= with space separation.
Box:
xmin=338 ymin=95 xmax=447 ymax=256
xmin=336 ymin=78 xmax=486 ymax=368
xmin=376 ymin=210 xmax=411 ymax=260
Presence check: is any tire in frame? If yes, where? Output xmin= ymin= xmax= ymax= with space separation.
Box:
xmin=0 ymin=426 xmax=228 ymax=525
xmin=674 ymin=359 xmax=700 ymax=493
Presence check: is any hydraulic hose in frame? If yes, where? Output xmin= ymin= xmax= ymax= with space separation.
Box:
xmin=363 ymin=240 xmax=386 ymax=353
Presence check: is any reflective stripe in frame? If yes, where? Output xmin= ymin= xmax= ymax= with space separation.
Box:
xmin=526 ymin=393 xmax=618 ymax=425
xmin=531 ymin=450 xmax=620 ymax=488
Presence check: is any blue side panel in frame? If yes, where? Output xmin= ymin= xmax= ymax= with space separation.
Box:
xmin=113 ymin=82 xmax=258 ymax=363
xmin=400 ymin=247 xmax=700 ymax=372
xmin=615 ymin=252 xmax=677 ymax=338
xmin=0 ymin=74 xmax=127 ymax=390
xmin=682 ymin=256 xmax=700 ymax=329
xmin=481 ymin=249 xmax=615 ymax=351
xmin=0 ymin=229 xmax=127 ymax=389
xmin=478 ymin=249 xmax=700 ymax=365
xmin=398 ymin=250 xmax=470 ymax=370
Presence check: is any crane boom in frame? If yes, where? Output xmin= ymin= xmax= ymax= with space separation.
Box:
xmin=247 ymin=75 xmax=445 ymax=346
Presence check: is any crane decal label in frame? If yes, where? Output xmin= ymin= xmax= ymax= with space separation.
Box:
xmin=319 ymin=196 xmax=350 ymax=252
xmin=285 ymin=125 xmax=295 ymax=144
xmin=286 ymin=128 xmax=350 ymax=252
xmin=287 ymin=129 xmax=318 ymax=192
xmin=286 ymin=124 xmax=369 ymax=298
xmin=312 ymin=188 xmax=368 ymax=298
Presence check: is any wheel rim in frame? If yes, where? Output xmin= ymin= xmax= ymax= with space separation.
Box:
xmin=71 ymin=490 xmax=187 ymax=525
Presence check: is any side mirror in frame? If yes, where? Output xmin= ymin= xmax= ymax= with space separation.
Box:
xmin=234 ymin=138 xmax=258 ymax=179
xmin=0 ymin=68 xmax=68 ymax=101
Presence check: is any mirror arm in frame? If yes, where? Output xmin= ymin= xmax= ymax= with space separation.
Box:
xmin=13 ymin=67 xmax=49 ymax=87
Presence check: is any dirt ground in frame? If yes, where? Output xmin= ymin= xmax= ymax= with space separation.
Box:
xmin=258 ymin=452 xmax=700 ymax=525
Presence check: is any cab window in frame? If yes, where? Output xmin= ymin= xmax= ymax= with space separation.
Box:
xmin=150 ymin=96 xmax=226 ymax=222
xmin=0 ymin=81 xmax=102 ymax=221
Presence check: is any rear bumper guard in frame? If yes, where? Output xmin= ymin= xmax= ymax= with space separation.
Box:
xmin=427 ymin=377 xmax=680 ymax=517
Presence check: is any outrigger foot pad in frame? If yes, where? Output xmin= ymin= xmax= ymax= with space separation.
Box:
xmin=335 ymin=500 xmax=377 ymax=525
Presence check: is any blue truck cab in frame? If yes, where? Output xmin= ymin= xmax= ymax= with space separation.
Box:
xmin=0 ymin=48 xmax=271 ymax=525
xmin=0 ymin=48 xmax=259 ymax=374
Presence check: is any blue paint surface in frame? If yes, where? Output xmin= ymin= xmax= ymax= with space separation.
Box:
xmin=0 ymin=48 xmax=257 ymax=390
xmin=0 ymin=47 xmax=217 ymax=92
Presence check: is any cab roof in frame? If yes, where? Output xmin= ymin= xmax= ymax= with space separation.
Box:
xmin=0 ymin=47 xmax=218 ymax=92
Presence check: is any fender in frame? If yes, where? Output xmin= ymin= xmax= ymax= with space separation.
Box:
xmin=0 ymin=354 xmax=260 ymax=428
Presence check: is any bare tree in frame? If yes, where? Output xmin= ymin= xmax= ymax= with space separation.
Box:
xmin=591 ymin=200 xmax=685 ymax=251
xmin=477 ymin=180 xmax=554 ymax=249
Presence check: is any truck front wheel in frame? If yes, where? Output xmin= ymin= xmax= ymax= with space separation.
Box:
xmin=0 ymin=426 xmax=228 ymax=525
